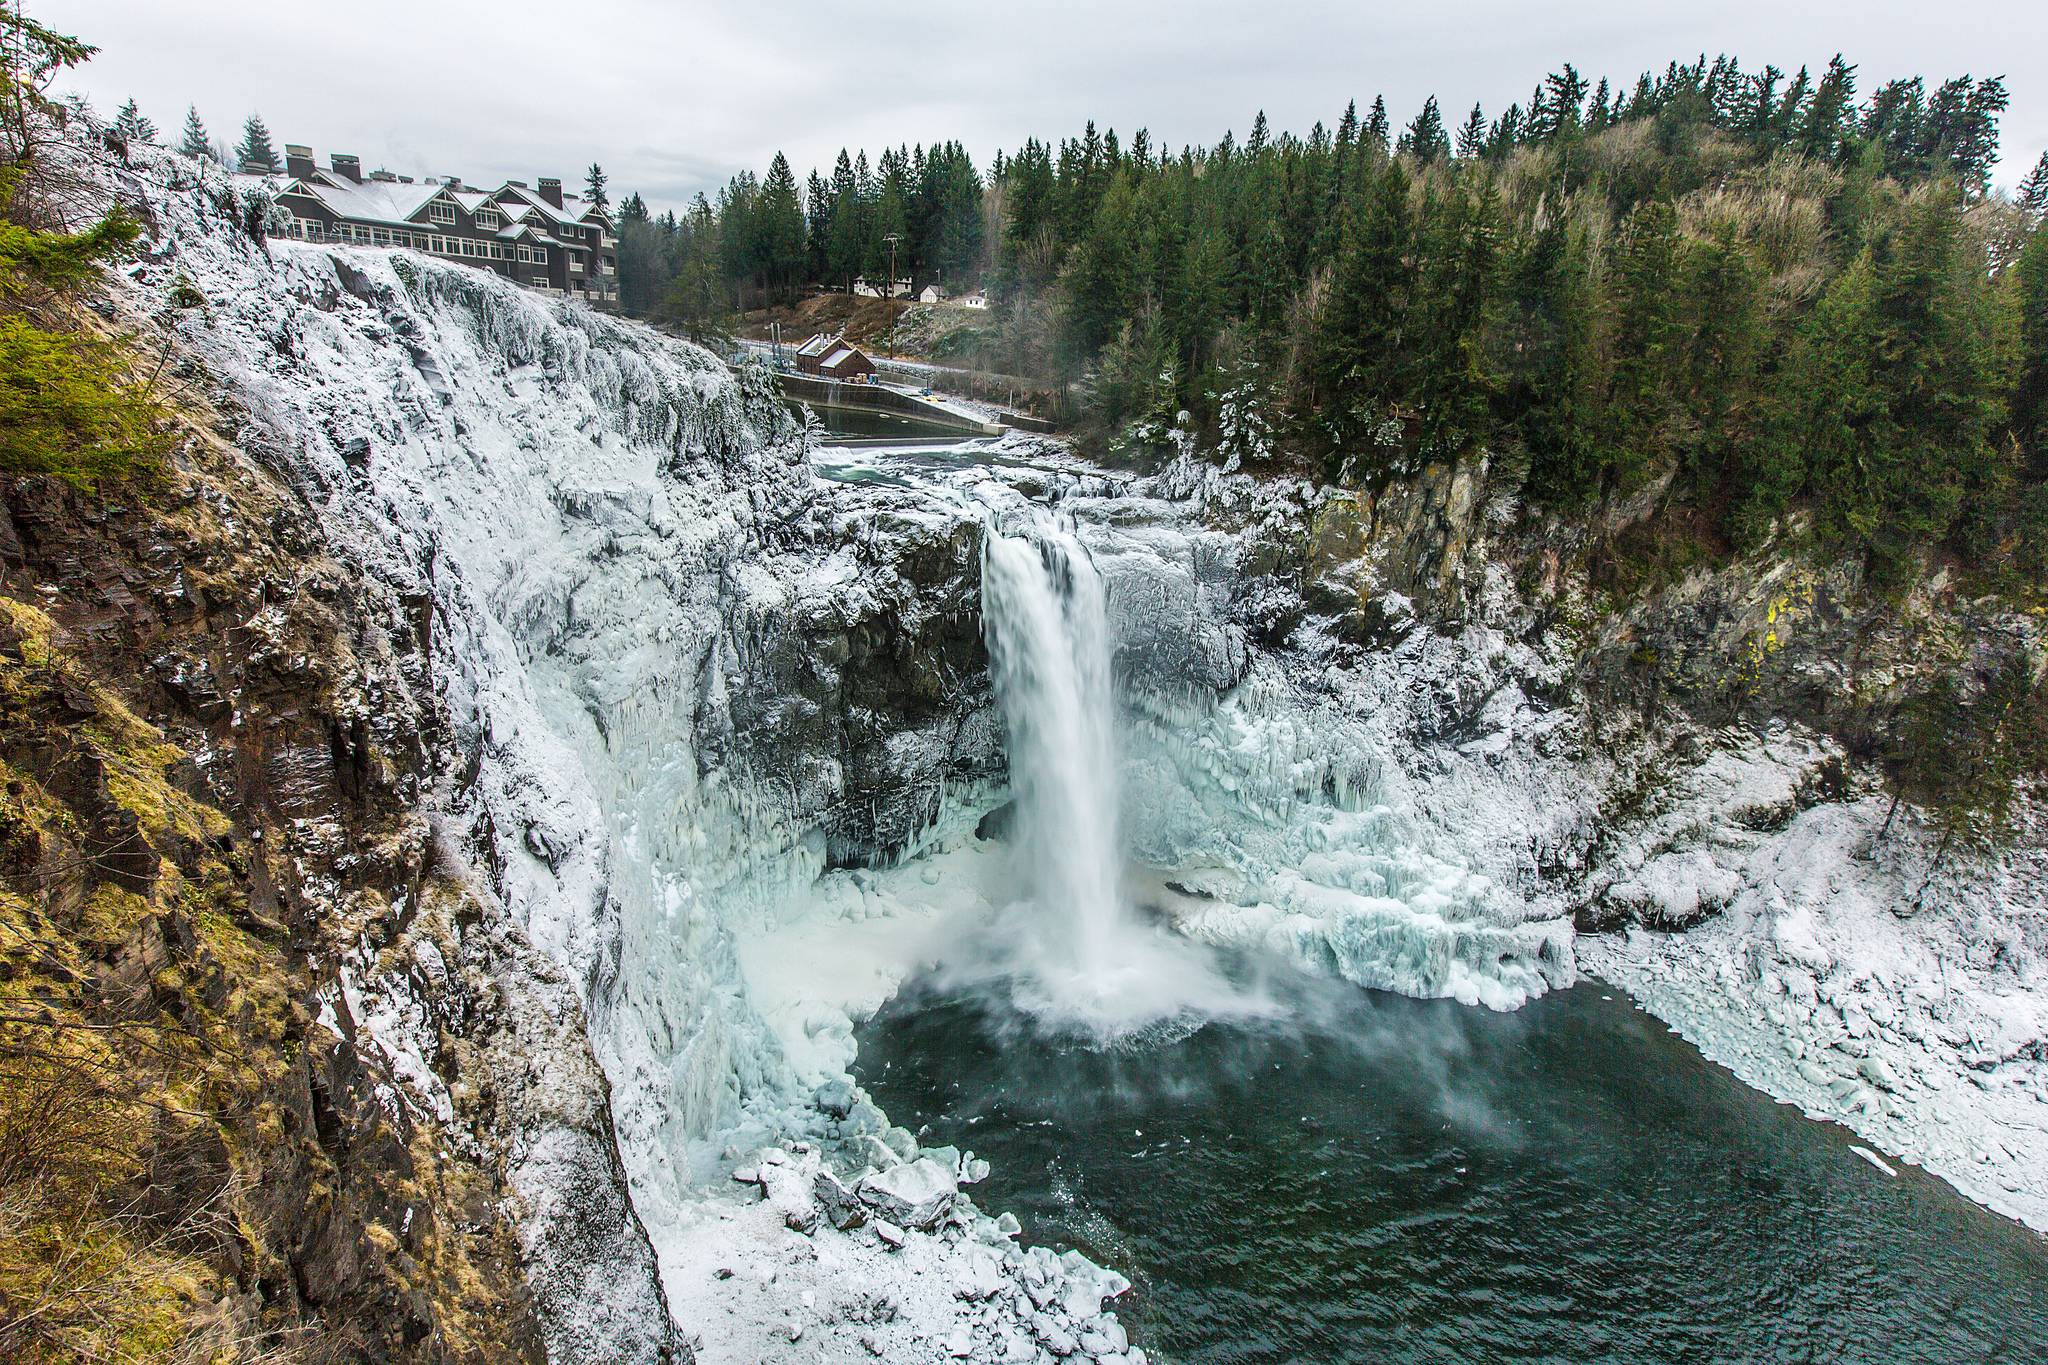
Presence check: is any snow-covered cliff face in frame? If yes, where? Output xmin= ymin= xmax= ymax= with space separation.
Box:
xmin=103 ymin=147 xmax=1020 ymax=1358
xmin=1121 ymin=451 xmax=2048 ymax=1233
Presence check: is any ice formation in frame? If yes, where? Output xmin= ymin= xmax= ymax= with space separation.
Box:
xmin=959 ymin=516 xmax=1264 ymax=1037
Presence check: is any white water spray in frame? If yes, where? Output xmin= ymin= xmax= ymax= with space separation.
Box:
xmin=971 ymin=515 xmax=1269 ymax=1039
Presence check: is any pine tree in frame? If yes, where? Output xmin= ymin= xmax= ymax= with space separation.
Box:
xmin=584 ymin=163 xmax=609 ymax=211
xmin=1397 ymin=96 xmax=1450 ymax=164
xmin=1487 ymin=104 xmax=1524 ymax=158
xmin=1585 ymin=78 xmax=1613 ymax=131
xmin=113 ymin=98 xmax=155 ymax=144
xmin=757 ymin=152 xmax=808 ymax=301
xmin=2018 ymin=151 xmax=2048 ymax=221
xmin=1796 ymin=55 xmax=1857 ymax=162
xmin=179 ymin=106 xmax=212 ymax=161
xmin=236 ymin=114 xmax=277 ymax=173
xmin=1363 ymin=97 xmax=1390 ymax=156
xmin=1455 ymin=103 xmax=1487 ymax=159
xmin=1308 ymin=158 xmax=1415 ymax=475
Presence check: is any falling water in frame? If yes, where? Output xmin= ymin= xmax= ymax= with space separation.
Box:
xmin=981 ymin=522 xmax=1124 ymax=966
xmin=973 ymin=516 xmax=1267 ymax=1039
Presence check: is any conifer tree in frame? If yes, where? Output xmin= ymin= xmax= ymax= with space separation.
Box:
xmin=178 ymin=105 xmax=212 ymax=161
xmin=584 ymin=162 xmax=609 ymax=211
xmin=756 ymin=152 xmax=807 ymax=301
xmin=1487 ymin=103 xmax=1524 ymax=159
xmin=1455 ymin=104 xmax=1487 ymax=159
xmin=2018 ymin=151 xmax=2048 ymax=222
xmin=1363 ymin=97 xmax=1390 ymax=156
xmin=113 ymin=98 xmax=155 ymax=143
xmin=1585 ymin=78 xmax=1612 ymax=131
xmin=1796 ymin=55 xmax=1857 ymax=162
xmin=1398 ymin=96 xmax=1450 ymax=164
xmin=235 ymin=113 xmax=277 ymax=173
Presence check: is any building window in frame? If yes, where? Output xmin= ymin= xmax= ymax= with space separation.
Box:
xmin=531 ymin=275 xmax=548 ymax=288
xmin=475 ymin=209 xmax=502 ymax=229
xmin=429 ymin=201 xmax=455 ymax=224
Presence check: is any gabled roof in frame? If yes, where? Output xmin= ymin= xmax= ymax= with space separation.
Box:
xmin=795 ymin=333 xmax=837 ymax=357
xmin=278 ymin=174 xmax=453 ymax=229
xmin=495 ymin=181 xmax=610 ymax=232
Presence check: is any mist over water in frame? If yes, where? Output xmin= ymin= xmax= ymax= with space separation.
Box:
xmin=952 ymin=514 xmax=1269 ymax=1040
xmin=857 ymin=983 xmax=2048 ymax=1364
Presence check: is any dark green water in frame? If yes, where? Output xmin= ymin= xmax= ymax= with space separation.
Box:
xmin=854 ymin=978 xmax=2048 ymax=1364
xmin=784 ymin=398 xmax=958 ymax=439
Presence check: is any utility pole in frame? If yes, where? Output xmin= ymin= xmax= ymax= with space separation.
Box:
xmin=884 ymin=232 xmax=901 ymax=360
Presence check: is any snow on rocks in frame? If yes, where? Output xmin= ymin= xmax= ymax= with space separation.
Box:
xmin=858 ymin=1157 xmax=959 ymax=1231
xmin=673 ymin=1143 xmax=1137 ymax=1364
xmin=1580 ymin=775 xmax=2048 ymax=1232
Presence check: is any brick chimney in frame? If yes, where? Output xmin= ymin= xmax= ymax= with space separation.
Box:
xmin=285 ymin=144 xmax=315 ymax=179
xmin=537 ymin=176 xmax=563 ymax=209
xmin=330 ymin=152 xmax=362 ymax=184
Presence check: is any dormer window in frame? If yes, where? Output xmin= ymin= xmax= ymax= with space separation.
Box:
xmin=428 ymin=200 xmax=455 ymax=224
xmin=474 ymin=207 xmax=503 ymax=230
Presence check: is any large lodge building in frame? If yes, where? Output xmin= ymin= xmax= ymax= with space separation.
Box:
xmin=265 ymin=145 xmax=617 ymax=309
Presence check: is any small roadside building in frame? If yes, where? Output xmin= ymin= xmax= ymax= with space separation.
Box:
xmin=792 ymin=333 xmax=876 ymax=380
xmin=959 ymin=289 xmax=989 ymax=310
xmin=917 ymin=283 xmax=947 ymax=304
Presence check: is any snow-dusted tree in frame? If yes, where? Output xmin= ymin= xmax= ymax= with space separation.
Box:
xmin=584 ymin=162 xmax=609 ymax=211
xmin=236 ymin=113 xmax=278 ymax=173
xmin=179 ymin=105 xmax=213 ymax=160
xmin=2019 ymin=151 xmax=2048 ymax=222
xmin=113 ymin=98 xmax=156 ymax=143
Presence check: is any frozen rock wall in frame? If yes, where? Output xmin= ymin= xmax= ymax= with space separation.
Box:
xmin=102 ymin=142 xmax=1008 ymax=1356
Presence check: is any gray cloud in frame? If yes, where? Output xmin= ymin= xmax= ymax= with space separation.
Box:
xmin=42 ymin=0 xmax=2048 ymax=212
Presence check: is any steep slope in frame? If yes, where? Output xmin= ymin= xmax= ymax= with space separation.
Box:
xmin=1 ymin=361 xmax=580 ymax=1359
xmin=74 ymin=135 xmax=1130 ymax=1363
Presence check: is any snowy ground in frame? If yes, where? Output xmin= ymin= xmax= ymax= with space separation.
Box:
xmin=1579 ymin=776 xmax=2048 ymax=1232
xmin=663 ymin=1144 xmax=1142 ymax=1365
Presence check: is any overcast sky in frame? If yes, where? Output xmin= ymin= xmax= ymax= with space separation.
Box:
xmin=42 ymin=0 xmax=2048 ymax=213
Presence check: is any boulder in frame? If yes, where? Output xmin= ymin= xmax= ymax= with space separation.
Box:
xmin=813 ymin=1167 xmax=867 ymax=1230
xmin=814 ymin=1078 xmax=858 ymax=1120
xmin=858 ymin=1156 xmax=956 ymax=1231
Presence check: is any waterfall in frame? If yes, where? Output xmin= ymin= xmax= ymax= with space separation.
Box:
xmin=982 ymin=522 xmax=1125 ymax=974
xmin=972 ymin=515 xmax=1268 ymax=1039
